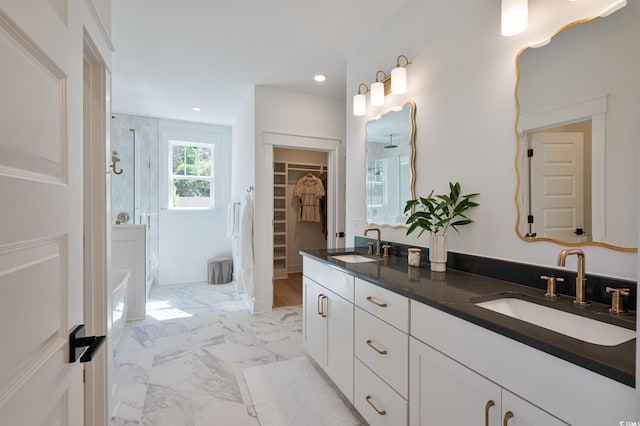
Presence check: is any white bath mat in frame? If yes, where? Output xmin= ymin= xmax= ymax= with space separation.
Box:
xmin=243 ymin=357 xmax=361 ymax=426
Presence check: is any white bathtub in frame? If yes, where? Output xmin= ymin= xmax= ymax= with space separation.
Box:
xmin=112 ymin=268 xmax=130 ymax=350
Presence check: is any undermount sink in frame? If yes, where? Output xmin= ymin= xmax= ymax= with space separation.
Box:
xmin=475 ymin=297 xmax=635 ymax=346
xmin=330 ymin=254 xmax=377 ymax=263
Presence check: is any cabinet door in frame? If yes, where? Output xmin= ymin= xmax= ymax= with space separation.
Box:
xmin=409 ymin=337 xmax=501 ymax=426
xmin=303 ymin=276 xmax=325 ymax=366
xmin=501 ymin=391 xmax=567 ymax=426
xmin=325 ymin=290 xmax=354 ymax=402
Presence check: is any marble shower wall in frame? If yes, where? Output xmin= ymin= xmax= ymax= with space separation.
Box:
xmin=111 ymin=113 xmax=160 ymax=279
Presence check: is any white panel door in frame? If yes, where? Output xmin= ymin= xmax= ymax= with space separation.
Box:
xmin=302 ymin=277 xmax=324 ymax=366
xmin=0 ymin=2 xmax=84 ymax=425
xmin=325 ymin=289 xmax=354 ymax=402
xmin=502 ymin=390 xmax=567 ymax=426
xmin=409 ymin=337 xmax=501 ymax=426
xmin=530 ymin=132 xmax=584 ymax=241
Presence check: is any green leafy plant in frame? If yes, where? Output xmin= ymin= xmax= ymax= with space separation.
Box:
xmin=404 ymin=182 xmax=479 ymax=237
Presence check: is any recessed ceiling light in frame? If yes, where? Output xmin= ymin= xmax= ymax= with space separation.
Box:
xmin=192 ymin=107 xmax=201 ymax=112
xmin=314 ymin=74 xmax=327 ymax=82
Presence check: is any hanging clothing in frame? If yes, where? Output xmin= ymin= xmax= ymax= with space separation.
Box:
xmin=294 ymin=174 xmax=325 ymax=222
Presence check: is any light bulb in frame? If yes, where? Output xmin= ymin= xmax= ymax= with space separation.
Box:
xmin=353 ymin=93 xmax=366 ymax=116
xmin=371 ymin=81 xmax=384 ymax=106
xmin=391 ymin=66 xmax=407 ymax=95
xmin=501 ymin=0 xmax=528 ymax=37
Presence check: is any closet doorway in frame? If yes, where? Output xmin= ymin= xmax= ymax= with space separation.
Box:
xmin=273 ymin=148 xmax=328 ymax=307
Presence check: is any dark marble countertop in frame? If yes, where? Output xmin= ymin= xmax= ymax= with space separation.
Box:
xmin=301 ymin=247 xmax=636 ymax=387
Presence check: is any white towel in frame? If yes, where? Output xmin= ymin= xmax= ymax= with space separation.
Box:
xmin=237 ymin=193 xmax=254 ymax=296
xmin=226 ymin=202 xmax=234 ymax=239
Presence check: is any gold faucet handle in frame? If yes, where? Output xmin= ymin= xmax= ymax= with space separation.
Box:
xmin=540 ymin=275 xmax=564 ymax=298
xmin=382 ymin=244 xmax=391 ymax=257
xmin=606 ymin=287 xmax=630 ymax=313
xmin=367 ymin=242 xmax=374 ymax=255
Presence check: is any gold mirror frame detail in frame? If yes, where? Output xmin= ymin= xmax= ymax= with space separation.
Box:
xmin=366 ymin=100 xmax=417 ymax=229
xmin=513 ymin=15 xmax=636 ymax=253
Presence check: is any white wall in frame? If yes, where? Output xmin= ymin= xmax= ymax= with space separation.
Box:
xmin=231 ymin=89 xmax=256 ymax=200
xmin=346 ymin=0 xmax=638 ymax=281
xmin=253 ymin=86 xmax=346 ymax=312
xmin=158 ymin=119 xmax=233 ymax=285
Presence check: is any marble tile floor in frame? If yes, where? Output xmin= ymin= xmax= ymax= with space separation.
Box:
xmin=110 ymin=282 xmax=304 ymax=426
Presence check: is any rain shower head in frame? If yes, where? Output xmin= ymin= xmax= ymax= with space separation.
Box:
xmin=384 ymin=134 xmax=398 ymax=149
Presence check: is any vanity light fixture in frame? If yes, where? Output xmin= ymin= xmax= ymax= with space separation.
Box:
xmin=501 ymin=0 xmax=528 ymax=36
xmin=352 ymin=55 xmax=412 ymax=116
xmin=353 ymin=83 xmax=369 ymax=116
xmin=391 ymin=55 xmax=411 ymax=94
xmin=371 ymin=71 xmax=387 ymax=106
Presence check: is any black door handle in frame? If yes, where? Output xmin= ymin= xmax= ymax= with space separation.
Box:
xmin=69 ymin=325 xmax=106 ymax=363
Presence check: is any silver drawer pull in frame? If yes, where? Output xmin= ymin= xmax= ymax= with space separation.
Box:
xmin=366 ymin=339 xmax=388 ymax=355
xmin=366 ymin=296 xmax=388 ymax=308
xmin=365 ymin=395 xmax=386 ymax=415
xmin=317 ymin=294 xmax=324 ymax=316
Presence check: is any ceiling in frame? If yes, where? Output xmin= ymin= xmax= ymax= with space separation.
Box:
xmin=111 ymin=0 xmax=411 ymax=125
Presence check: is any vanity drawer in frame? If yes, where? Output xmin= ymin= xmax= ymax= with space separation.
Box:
xmin=355 ymin=277 xmax=409 ymax=332
xmin=355 ymin=307 xmax=409 ymax=398
xmin=354 ymin=358 xmax=408 ymax=426
xmin=303 ymin=257 xmax=354 ymax=302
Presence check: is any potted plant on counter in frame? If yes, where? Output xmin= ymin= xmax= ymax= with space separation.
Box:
xmin=404 ymin=181 xmax=479 ymax=271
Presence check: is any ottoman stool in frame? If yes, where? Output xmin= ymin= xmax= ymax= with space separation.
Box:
xmin=207 ymin=257 xmax=233 ymax=284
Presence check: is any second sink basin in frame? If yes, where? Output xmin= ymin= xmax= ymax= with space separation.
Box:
xmin=475 ymin=297 xmax=635 ymax=346
xmin=330 ymin=254 xmax=377 ymax=263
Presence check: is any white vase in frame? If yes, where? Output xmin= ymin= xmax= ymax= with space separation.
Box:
xmin=429 ymin=234 xmax=447 ymax=272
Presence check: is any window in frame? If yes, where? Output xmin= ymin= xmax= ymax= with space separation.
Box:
xmin=366 ymin=158 xmax=387 ymax=208
xmin=169 ymin=140 xmax=213 ymax=209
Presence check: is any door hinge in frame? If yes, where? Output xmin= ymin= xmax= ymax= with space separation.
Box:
xmin=528 ymin=215 xmax=534 ymax=224
xmin=527 ymin=148 xmax=534 ymax=157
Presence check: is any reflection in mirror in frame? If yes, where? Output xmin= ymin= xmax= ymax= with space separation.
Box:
xmin=515 ymin=6 xmax=638 ymax=251
xmin=365 ymin=101 xmax=416 ymax=227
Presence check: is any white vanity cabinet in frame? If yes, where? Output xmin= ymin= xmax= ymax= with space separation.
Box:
xmin=410 ymin=300 xmax=635 ymax=425
xmin=302 ymin=258 xmax=354 ymax=402
xmin=302 ymin=254 xmax=635 ymax=426
xmin=409 ymin=336 xmax=566 ymax=426
xmin=353 ymin=278 xmax=409 ymax=425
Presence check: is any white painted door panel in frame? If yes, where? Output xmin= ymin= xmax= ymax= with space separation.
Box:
xmin=302 ymin=277 xmax=324 ymax=365
xmin=325 ymin=288 xmax=354 ymax=402
xmin=0 ymin=2 xmax=84 ymax=424
xmin=502 ymin=390 xmax=567 ymax=426
xmin=530 ymin=132 xmax=584 ymax=241
xmin=409 ymin=337 xmax=501 ymax=426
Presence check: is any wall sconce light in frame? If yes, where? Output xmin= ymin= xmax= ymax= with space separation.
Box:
xmin=391 ymin=55 xmax=410 ymax=94
xmin=371 ymin=71 xmax=387 ymax=106
xmin=501 ymin=0 xmax=528 ymax=36
xmin=352 ymin=55 xmax=412 ymax=116
xmin=353 ymin=83 xmax=369 ymax=116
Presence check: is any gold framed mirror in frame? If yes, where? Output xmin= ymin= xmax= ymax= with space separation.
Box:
xmin=514 ymin=6 xmax=638 ymax=252
xmin=365 ymin=101 xmax=417 ymax=228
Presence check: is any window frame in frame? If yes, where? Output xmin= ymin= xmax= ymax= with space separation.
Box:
xmin=167 ymin=139 xmax=215 ymax=210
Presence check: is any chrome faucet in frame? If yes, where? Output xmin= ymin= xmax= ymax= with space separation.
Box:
xmin=557 ymin=248 xmax=589 ymax=305
xmin=364 ymin=227 xmax=381 ymax=256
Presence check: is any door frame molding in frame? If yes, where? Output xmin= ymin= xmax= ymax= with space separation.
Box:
xmin=256 ymin=131 xmax=341 ymax=314
xmin=82 ymin=34 xmax=111 ymax=423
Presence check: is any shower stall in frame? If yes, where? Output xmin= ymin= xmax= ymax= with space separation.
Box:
xmin=111 ymin=113 xmax=159 ymax=284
